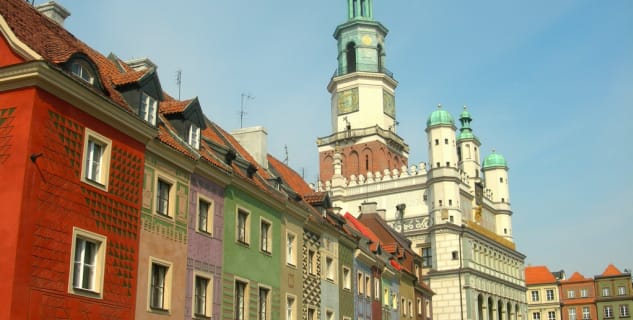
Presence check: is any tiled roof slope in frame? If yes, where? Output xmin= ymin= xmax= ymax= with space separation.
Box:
xmin=599 ymin=264 xmax=623 ymax=277
xmin=525 ymin=265 xmax=557 ymax=285
xmin=561 ymin=272 xmax=591 ymax=283
xmin=267 ymin=155 xmax=313 ymax=195
xmin=343 ymin=212 xmax=380 ymax=252
xmin=0 ymin=0 xmax=140 ymax=111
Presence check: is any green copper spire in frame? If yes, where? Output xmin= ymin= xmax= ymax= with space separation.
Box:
xmin=483 ymin=150 xmax=508 ymax=169
xmin=334 ymin=0 xmax=389 ymax=76
xmin=348 ymin=0 xmax=373 ymax=20
xmin=426 ymin=104 xmax=455 ymax=127
xmin=457 ymin=106 xmax=479 ymax=142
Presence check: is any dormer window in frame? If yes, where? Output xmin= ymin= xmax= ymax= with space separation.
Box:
xmin=188 ymin=124 xmax=200 ymax=149
xmin=140 ymin=92 xmax=157 ymax=125
xmin=70 ymin=61 xmax=95 ymax=84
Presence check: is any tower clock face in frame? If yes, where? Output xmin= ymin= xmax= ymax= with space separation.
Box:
xmin=361 ymin=35 xmax=372 ymax=45
xmin=383 ymin=91 xmax=395 ymax=118
xmin=337 ymin=88 xmax=359 ymax=115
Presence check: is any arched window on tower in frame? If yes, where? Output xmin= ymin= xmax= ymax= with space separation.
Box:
xmin=346 ymin=42 xmax=356 ymax=73
xmin=365 ymin=154 xmax=369 ymax=171
xmin=360 ymin=0 xmax=367 ymax=17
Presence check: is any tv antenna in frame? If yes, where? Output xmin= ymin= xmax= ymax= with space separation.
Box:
xmin=240 ymin=93 xmax=254 ymax=128
xmin=176 ymin=70 xmax=182 ymax=100
xmin=283 ymin=144 xmax=289 ymax=165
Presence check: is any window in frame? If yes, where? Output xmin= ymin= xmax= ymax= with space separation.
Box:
xmin=286 ymin=295 xmax=296 ymax=320
xmin=343 ymin=267 xmax=351 ymax=290
xmin=70 ymin=60 xmax=94 ymax=84
xmin=235 ymin=280 xmax=247 ymax=320
xmin=237 ymin=209 xmax=250 ymax=244
xmin=452 ymin=250 xmax=459 ymax=260
xmin=156 ymin=179 xmax=172 ymax=216
xmin=81 ymin=129 xmax=112 ymax=190
xmin=548 ymin=311 xmax=556 ymax=320
xmin=402 ymin=297 xmax=406 ymax=315
xmin=326 ymin=310 xmax=334 ymax=320
xmin=604 ymin=306 xmax=613 ymax=318
xmin=260 ymin=219 xmax=271 ymax=253
xmin=325 ymin=257 xmax=335 ymax=281
xmin=618 ymin=286 xmax=626 ymax=296
xmin=408 ymin=299 xmax=413 ymax=317
xmin=444 ymin=138 xmax=449 ymax=144
xmin=582 ymin=307 xmax=590 ymax=319
xmin=547 ymin=289 xmax=555 ymax=301
xmin=374 ymin=277 xmax=380 ymax=300
xmin=140 ymin=92 xmax=157 ymax=125
xmin=531 ymin=290 xmax=540 ymax=302
xmin=188 ymin=124 xmax=201 ymax=149
xmin=69 ymin=228 xmax=106 ymax=297
xmin=193 ymin=274 xmax=212 ymax=318
xmin=568 ymin=290 xmax=576 ymax=298
xmin=384 ymin=289 xmax=390 ymax=306
xmin=392 ymin=294 xmax=397 ymax=310
xmin=580 ymin=288 xmax=588 ymax=298
xmin=533 ymin=312 xmax=541 ymax=320
xmin=365 ymin=275 xmax=371 ymax=298
xmin=434 ymin=139 xmax=439 ymax=145
xmin=308 ymin=250 xmax=316 ymax=274
xmin=620 ymin=305 xmax=629 ymax=317
xmin=150 ymin=259 xmax=172 ymax=311
xmin=259 ymin=287 xmax=270 ymax=320
xmin=569 ymin=308 xmax=577 ymax=320
xmin=602 ymin=287 xmax=611 ymax=297
xmin=421 ymin=247 xmax=432 ymax=268
xmin=286 ymin=233 xmax=296 ymax=266
xmin=307 ymin=308 xmax=316 ymax=320
xmin=197 ymin=198 xmax=213 ymax=234
xmin=357 ymin=273 xmax=364 ymax=295
xmin=417 ymin=298 xmax=423 ymax=315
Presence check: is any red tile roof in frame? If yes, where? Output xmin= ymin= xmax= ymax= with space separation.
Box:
xmin=267 ymin=155 xmax=313 ymax=196
xmin=601 ymin=264 xmax=622 ymax=277
xmin=561 ymin=272 xmax=591 ymax=283
xmin=525 ymin=266 xmax=557 ymax=285
xmin=343 ymin=212 xmax=380 ymax=252
xmin=160 ymin=99 xmax=193 ymax=115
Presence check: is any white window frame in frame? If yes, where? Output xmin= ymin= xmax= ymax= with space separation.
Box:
xmin=365 ymin=275 xmax=371 ymax=298
xmin=374 ymin=277 xmax=380 ymax=300
xmin=188 ymin=123 xmax=201 ymax=149
xmin=582 ymin=307 xmax=590 ymax=319
xmin=140 ymin=92 xmax=157 ymax=126
xmin=236 ymin=208 xmax=250 ymax=245
xmin=568 ymin=290 xmax=576 ymax=298
xmin=196 ymin=195 xmax=213 ymax=235
xmin=604 ymin=306 xmax=613 ymax=318
xmin=408 ymin=299 xmax=413 ymax=317
xmin=533 ymin=312 xmax=541 ymax=320
xmin=325 ymin=309 xmax=335 ymax=320
xmin=148 ymin=257 xmax=173 ymax=312
xmin=258 ymin=285 xmax=271 ymax=320
xmin=325 ymin=256 xmax=335 ymax=282
xmin=81 ymin=128 xmax=112 ymax=191
xmin=286 ymin=232 xmax=297 ymax=266
xmin=68 ymin=227 xmax=107 ymax=298
xmin=308 ymin=250 xmax=316 ymax=275
xmin=417 ymin=298 xmax=423 ymax=315
xmin=548 ymin=311 xmax=556 ymax=320
xmin=70 ymin=60 xmax=95 ymax=84
xmin=342 ymin=266 xmax=351 ymax=290
xmin=286 ymin=294 xmax=297 ymax=320
xmin=602 ymin=287 xmax=610 ymax=297
xmin=620 ymin=304 xmax=629 ymax=317
xmin=531 ymin=290 xmax=540 ymax=302
xmin=580 ymin=288 xmax=587 ymax=298
xmin=307 ymin=307 xmax=317 ymax=320
xmin=618 ymin=286 xmax=626 ymax=296
xmin=547 ymin=289 xmax=555 ymax=301
xmin=357 ymin=272 xmax=364 ymax=295
xmin=260 ymin=218 xmax=272 ymax=254
xmin=192 ymin=271 xmax=213 ymax=319
xmin=569 ymin=308 xmax=577 ymax=320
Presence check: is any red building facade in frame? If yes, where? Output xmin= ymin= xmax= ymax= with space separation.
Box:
xmin=0 ymin=1 xmax=155 ymax=318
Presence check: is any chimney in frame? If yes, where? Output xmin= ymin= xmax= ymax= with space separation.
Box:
xmin=124 ymin=57 xmax=157 ymax=71
xmin=231 ymin=126 xmax=268 ymax=169
xmin=36 ymin=1 xmax=71 ymax=26
xmin=360 ymin=201 xmax=378 ymax=214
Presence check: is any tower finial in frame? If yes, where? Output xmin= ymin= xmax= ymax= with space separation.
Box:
xmin=437 ymin=104 xmax=442 ymax=109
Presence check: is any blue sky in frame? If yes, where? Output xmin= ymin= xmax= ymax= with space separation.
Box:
xmin=56 ymin=0 xmax=632 ymax=276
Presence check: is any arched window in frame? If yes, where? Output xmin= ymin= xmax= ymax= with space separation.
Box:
xmin=377 ymin=44 xmax=383 ymax=72
xmin=346 ymin=42 xmax=356 ymax=73
xmin=70 ymin=61 xmax=95 ymax=84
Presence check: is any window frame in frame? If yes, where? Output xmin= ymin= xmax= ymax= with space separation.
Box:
xmin=325 ymin=256 xmax=335 ymax=282
xmin=620 ymin=304 xmax=629 ymax=317
xmin=342 ymin=266 xmax=351 ymax=290
xmin=604 ymin=306 xmax=613 ymax=318
xmin=602 ymin=287 xmax=611 ymax=297
xmin=70 ymin=60 xmax=95 ymax=84
xmin=148 ymin=257 xmax=173 ymax=312
xmin=140 ymin=92 xmax=158 ymax=126
xmin=582 ymin=307 xmax=590 ymax=320
xmin=374 ymin=276 xmax=380 ymax=300
xmin=307 ymin=307 xmax=317 ymax=320
xmin=569 ymin=308 xmax=577 ymax=320
xmin=155 ymin=177 xmax=175 ymax=218
xmin=365 ymin=275 xmax=371 ymax=298
xmin=531 ymin=290 xmax=540 ymax=302
xmin=533 ymin=312 xmax=541 ymax=320
xmin=236 ymin=208 xmax=250 ymax=245
xmin=618 ymin=286 xmax=626 ymax=296
xmin=234 ymin=278 xmax=249 ymax=320
xmin=546 ymin=289 xmax=555 ymax=301
xmin=68 ymin=227 xmax=107 ymax=298
xmin=580 ymin=288 xmax=588 ymax=298
xmin=421 ymin=246 xmax=432 ymax=268
xmin=258 ymin=285 xmax=271 ymax=320
xmin=192 ymin=271 xmax=213 ymax=319
xmin=196 ymin=196 xmax=214 ymax=236
xmin=188 ymin=123 xmax=201 ymax=149
xmin=325 ymin=309 xmax=335 ymax=320
xmin=357 ymin=272 xmax=364 ymax=295
xmin=548 ymin=311 xmax=556 ymax=320
xmin=81 ymin=128 xmax=112 ymax=191
xmin=286 ymin=232 xmax=297 ymax=266
xmin=308 ymin=249 xmax=316 ymax=275
xmin=286 ymin=294 xmax=297 ymax=320
xmin=259 ymin=218 xmax=272 ymax=254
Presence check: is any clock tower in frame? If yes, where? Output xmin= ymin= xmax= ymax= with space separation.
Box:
xmin=317 ymin=0 xmax=409 ymax=183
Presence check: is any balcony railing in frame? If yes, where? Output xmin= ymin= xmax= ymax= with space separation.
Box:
xmin=333 ymin=64 xmax=394 ymax=78
xmin=316 ymin=125 xmax=408 ymax=151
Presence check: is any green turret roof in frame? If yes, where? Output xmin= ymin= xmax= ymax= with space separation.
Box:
xmin=457 ymin=106 xmax=479 ymax=142
xmin=426 ymin=105 xmax=454 ymax=127
xmin=483 ymin=151 xmax=508 ymax=169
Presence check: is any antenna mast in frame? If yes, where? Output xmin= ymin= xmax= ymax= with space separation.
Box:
xmin=176 ymin=70 xmax=182 ymax=100
xmin=240 ymin=93 xmax=254 ymax=128
xmin=283 ymin=145 xmax=289 ymax=165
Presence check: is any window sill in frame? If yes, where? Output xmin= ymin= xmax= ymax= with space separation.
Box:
xmin=193 ymin=314 xmax=211 ymax=320
xmin=196 ymin=229 xmax=213 ymax=238
xmin=149 ymin=307 xmax=170 ymax=315
xmin=156 ymin=212 xmax=173 ymax=219
xmin=81 ymin=177 xmax=108 ymax=192
xmin=236 ymin=240 xmax=250 ymax=247
xmin=260 ymin=250 xmax=272 ymax=256
xmin=70 ymin=287 xmax=103 ymax=299
xmin=286 ymin=262 xmax=297 ymax=269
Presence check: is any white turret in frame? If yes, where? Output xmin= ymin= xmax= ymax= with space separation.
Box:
xmin=482 ymin=150 xmax=513 ymax=240
xmin=456 ymin=106 xmax=482 ymax=189
xmin=426 ymin=105 xmax=462 ymax=226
